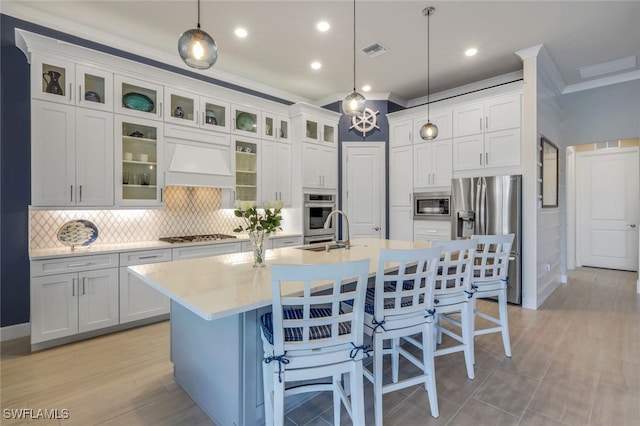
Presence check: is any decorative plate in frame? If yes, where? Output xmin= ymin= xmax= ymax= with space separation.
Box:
xmin=123 ymin=92 xmax=154 ymax=112
xmin=57 ymin=220 xmax=99 ymax=249
xmin=236 ymin=112 xmax=255 ymax=131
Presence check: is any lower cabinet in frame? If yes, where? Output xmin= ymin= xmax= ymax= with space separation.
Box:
xmin=31 ymin=267 xmax=119 ymax=344
xmin=414 ymin=220 xmax=452 ymax=243
xmin=119 ymin=249 xmax=171 ymax=323
xmin=390 ymin=206 xmax=414 ymax=241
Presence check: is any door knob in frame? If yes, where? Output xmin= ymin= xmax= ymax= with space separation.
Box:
xmin=373 ymin=226 xmax=380 ymax=231
xmin=630 ymin=224 xmax=637 ymax=228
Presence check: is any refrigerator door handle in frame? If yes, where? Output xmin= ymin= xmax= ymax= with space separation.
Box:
xmin=479 ymin=178 xmax=487 ymax=235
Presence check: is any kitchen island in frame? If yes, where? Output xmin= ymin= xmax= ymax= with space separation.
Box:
xmin=128 ymin=238 xmax=428 ymax=426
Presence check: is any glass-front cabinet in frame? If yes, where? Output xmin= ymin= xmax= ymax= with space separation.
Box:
xmin=76 ymin=65 xmax=113 ymax=112
xmin=200 ymin=96 xmax=230 ymax=132
xmin=262 ymin=112 xmax=291 ymax=143
xmin=232 ymin=105 xmax=260 ymax=138
xmin=115 ymin=115 xmax=163 ymax=206
xmin=164 ymin=88 xmax=198 ymax=126
xmin=234 ymin=137 xmax=260 ymax=203
xmin=302 ymin=116 xmax=337 ymax=145
xmin=114 ymin=75 xmax=163 ymax=120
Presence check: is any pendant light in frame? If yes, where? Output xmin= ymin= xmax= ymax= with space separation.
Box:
xmin=342 ymin=0 xmax=366 ymax=117
xmin=178 ymin=0 xmax=218 ymax=70
xmin=419 ymin=6 xmax=438 ymax=140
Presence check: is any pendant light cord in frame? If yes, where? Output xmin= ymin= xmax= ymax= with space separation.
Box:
xmin=352 ymin=0 xmax=356 ymax=92
xmin=197 ymin=0 xmax=201 ymax=29
xmin=427 ymin=8 xmax=431 ymax=118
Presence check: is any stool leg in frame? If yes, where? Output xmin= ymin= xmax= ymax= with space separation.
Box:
xmin=350 ymin=362 xmax=366 ymax=425
xmin=333 ymin=374 xmax=341 ymax=425
xmin=461 ymin=304 xmax=475 ymax=380
xmin=422 ymin=325 xmax=439 ymax=418
xmin=273 ymin=373 xmax=285 ymax=425
xmin=262 ymin=359 xmax=274 ymax=426
xmin=498 ymin=291 xmax=512 ymax=357
xmin=391 ymin=336 xmax=400 ymax=383
xmin=373 ymin=334 xmax=384 ymax=426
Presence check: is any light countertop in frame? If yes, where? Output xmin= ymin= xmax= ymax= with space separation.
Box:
xmin=128 ymin=238 xmax=429 ymax=321
xmin=29 ymin=232 xmax=302 ymax=260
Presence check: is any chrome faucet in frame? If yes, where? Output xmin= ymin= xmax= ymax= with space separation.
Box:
xmin=324 ymin=209 xmax=350 ymax=250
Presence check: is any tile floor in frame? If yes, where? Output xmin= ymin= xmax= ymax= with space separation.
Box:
xmin=1 ymin=267 xmax=638 ymax=425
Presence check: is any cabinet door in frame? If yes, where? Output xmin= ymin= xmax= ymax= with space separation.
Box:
xmin=262 ymin=112 xmax=277 ymax=141
xmin=75 ymin=108 xmax=114 ymax=206
xmin=432 ymin=139 xmax=453 ymax=187
xmin=276 ymin=116 xmax=291 ymax=143
xmin=484 ymin=94 xmax=521 ymax=132
xmin=320 ymin=147 xmax=338 ymax=189
xmin=119 ymin=267 xmax=169 ymax=323
xmin=114 ymin=75 xmax=163 ymax=120
xmin=235 ymin=137 xmax=260 ymax=203
xmin=389 ymin=119 xmax=413 ymax=148
xmin=322 ymin=122 xmax=337 ymax=145
xmin=415 ymin=109 xmax=453 ymax=141
xmin=262 ymin=141 xmax=292 ymax=205
xmin=390 ymin=146 xmax=413 ymax=206
xmin=232 ymin=105 xmax=260 ymax=137
xmin=31 ymin=100 xmax=76 ymax=206
xmin=76 ymin=64 xmax=113 ymax=112
xmin=453 ymin=102 xmax=484 ymax=137
xmin=78 ymin=268 xmax=119 ymax=333
xmin=116 ymin=115 xmax=164 ymax=206
xmin=389 ymin=206 xmax=413 ymax=241
xmin=31 ymin=273 xmax=78 ymax=344
xmin=452 ymin=134 xmax=484 ymax=171
xmin=200 ymin=96 xmax=230 ymax=132
xmin=164 ymin=87 xmax=198 ymax=127
xmin=413 ymin=142 xmax=433 ymax=188
xmin=302 ymin=143 xmax=322 ymax=188
xmin=485 ymin=129 xmax=521 ymax=169
xmin=32 ymin=55 xmax=76 ymax=104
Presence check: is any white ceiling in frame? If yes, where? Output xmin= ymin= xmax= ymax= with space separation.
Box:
xmin=6 ymin=1 xmax=640 ymax=103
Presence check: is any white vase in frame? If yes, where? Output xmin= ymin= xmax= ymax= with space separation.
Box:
xmin=249 ymin=232 xmax=271 ymax=267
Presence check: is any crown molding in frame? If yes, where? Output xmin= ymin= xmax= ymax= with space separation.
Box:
xmin=562 ymin=70 xmax=640 ymax=94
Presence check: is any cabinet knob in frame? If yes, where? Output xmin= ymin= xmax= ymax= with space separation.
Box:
xmin=373 ymin=226 xmax=380 ymax=231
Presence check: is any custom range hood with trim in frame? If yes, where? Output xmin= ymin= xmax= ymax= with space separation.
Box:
xmin=164 ymin=124 xmax=234 ymax=188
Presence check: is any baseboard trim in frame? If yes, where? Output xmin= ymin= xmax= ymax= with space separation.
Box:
xmin=0 ymin=322 xmax=30 ymax=342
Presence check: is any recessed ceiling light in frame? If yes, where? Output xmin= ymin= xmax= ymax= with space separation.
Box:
xmin=361 ymin=85 xmax=371 ymax=92
xmin=235 ymin=28 xmax=248 ymax=38
xmin=465 ymin=48 xmax=478 ymax=57
xmin=316 ymin=21 xmax=330 ymax=32
xmin=311 ymin=61 xmax=322 ymax=70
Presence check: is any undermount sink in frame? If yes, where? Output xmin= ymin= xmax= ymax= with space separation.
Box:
xmin=297 ymin=243 xmax=348 ymax=252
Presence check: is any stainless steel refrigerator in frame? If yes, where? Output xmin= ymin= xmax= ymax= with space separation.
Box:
xmin=451 ymin=175 xmax=522 ymax=304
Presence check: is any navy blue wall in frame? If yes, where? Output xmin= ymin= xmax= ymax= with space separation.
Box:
xmin=1 ymin=14 xmax=31 ymax=327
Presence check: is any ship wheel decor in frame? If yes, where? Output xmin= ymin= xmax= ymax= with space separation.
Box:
xmin=350 ymin=107 xmax=380 ymax=137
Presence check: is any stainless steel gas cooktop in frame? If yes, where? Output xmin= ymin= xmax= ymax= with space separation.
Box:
xmin=159 ymin=234 xmax=237 ymax=244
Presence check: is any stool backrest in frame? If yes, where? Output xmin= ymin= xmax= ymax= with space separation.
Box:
xmin=431 ymin=239 xmax=477 ymax=302
xmin=471 ymin=234 xmax=514 ymax=283
xmin=373 ymin=247 xmax=442 ymax=326
xmin=270 ymin=259 xmax=370 ymax=359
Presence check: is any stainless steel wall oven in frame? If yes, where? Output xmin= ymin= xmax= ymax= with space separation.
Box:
xmin=303 ymin=193 xmax=337 ymax=244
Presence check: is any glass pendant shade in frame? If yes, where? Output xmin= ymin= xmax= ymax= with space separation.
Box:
xmin=342 ymin=90 xmax=366 ymax=117
xmin=420 ymin=121 xmax=439 ymax=140
xmin=178 ymin=27 xmax=218 ymax=69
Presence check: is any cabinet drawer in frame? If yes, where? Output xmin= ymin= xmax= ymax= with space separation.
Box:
xmin=272 ymin=236 xmax=302 ymax=248
xmin=31 ymin=253 xmax=119 ymax=277
xmin=172 ymin=242 xmax=241 ymax=260
xmin=120 ymin=249 xmax=172 ymax=266
xmin=414 ymin=220 xmax=451 ymax=241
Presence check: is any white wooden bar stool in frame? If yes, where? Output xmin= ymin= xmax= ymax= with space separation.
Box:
xmin=358 ymin=247 xmax=442 ymax=425
xmin=429 ymin=239 xmax=477 ymax=380
xmin=259 ymin=259 xmax=370 ymax=426
xmin=471 ymin=234 xmax=515 ymax=357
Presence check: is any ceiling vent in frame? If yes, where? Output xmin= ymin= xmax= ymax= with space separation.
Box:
xmin=361 ymin=42 xmax=389 ymax=58
xmin=594 ymin=140 xmax=621 ymax=150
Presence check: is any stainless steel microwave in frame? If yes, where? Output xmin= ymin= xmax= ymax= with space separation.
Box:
xmin=413 ymin=192 xmax=451 ymax=220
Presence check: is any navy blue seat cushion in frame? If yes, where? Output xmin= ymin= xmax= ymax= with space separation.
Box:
xmin=260 ymin=308 xmax=351 ymax=345
xmin=344 ymin=280 xmax=422 ymax=315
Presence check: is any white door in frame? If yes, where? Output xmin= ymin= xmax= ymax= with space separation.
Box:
xmin=342 ymin=142 xmax=385 ymax=240
xmin=577 ymin=148 xmax=639 ymax=271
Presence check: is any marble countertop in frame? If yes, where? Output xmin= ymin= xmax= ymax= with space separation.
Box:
xmin=128 ymin=238 xmax=429 ymax=321
xmin=29 ymin=232 xmax=302 ymax=260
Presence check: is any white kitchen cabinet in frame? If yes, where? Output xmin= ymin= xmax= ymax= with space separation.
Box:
xmin=234 ymin=137 xmax=261 ymax=203
xmin=390 ymin=206 xmax=414 ymax=241
xmin=271 ymin=236 xmax=302 ymax=248
xmin=389 ymin=145 xmax=414 ymax=240
xmin=115 ymin=115 xmax=164 ymax=207
xmin=414 ymin=220 xmax=452 ymax=242
xmin=232 ymin=105 xmax=261 ymax=138
xmin=163 ymin=86 xmax=231 ymax=133
xmin=414 ymin=139 xmax=453 ymax=189
xmin=114 ymin=75 xmax=163 ymax=120
xmin=31 ymin=55 xmax=113 ymax=112
xmin=31 ymin=99 xmax=114 ymax=207
xmin=119 ymin=249 xmax=171 ymax=323
xmin=261 ymin=140 xmax=292 ymax=206
xmin=389 ymin=119 xmax=413 ymax=148
xmin=262 ymin=112 xmax=291 ymax=143
xmin=302 ymin=144 xmax=337 ymax=189
xmin=453 ymin=94 xmax=521 ymax=137
xmin=172 ymin=242 xmax=242 ymax=260
xmin=31 ymin=263 xmax=119 ymax=344
xmin=300 ymin=115 xmax=337 ymax=145
xmin=414 ymin=109 xmax=453 ymax=141
xmin=452 ymin=129 xmax=521 ymax=172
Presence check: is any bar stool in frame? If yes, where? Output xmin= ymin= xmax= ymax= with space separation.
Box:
xmin=259 ymin=259 xmax=370 ymax=426
xmin=471 ymin=234 xmax=515 ymax=357
xmin=430 ymin=239 xmax=478 ymax=380
xmin=361 ymin=247 xmax=443 ymax=426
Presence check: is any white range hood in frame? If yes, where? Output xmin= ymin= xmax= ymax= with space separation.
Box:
xmin=163 ymin=125 xmax=234 ymax=189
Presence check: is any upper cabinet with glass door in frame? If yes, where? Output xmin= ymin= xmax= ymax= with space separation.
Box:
xmin=31 ymin=55 xmax=113 ymax=112
xmin=231 ymin=105 xmax=261 ymax=138
xmin=262 ymin=112 xmax=291 ymax=143
xmin=301 ymin=115 xmax=337 ymax=145
xmin=163 ymin=86 xmax=230 ymax=133
xmin=114 ymin=75 xmax=163 ymax=121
